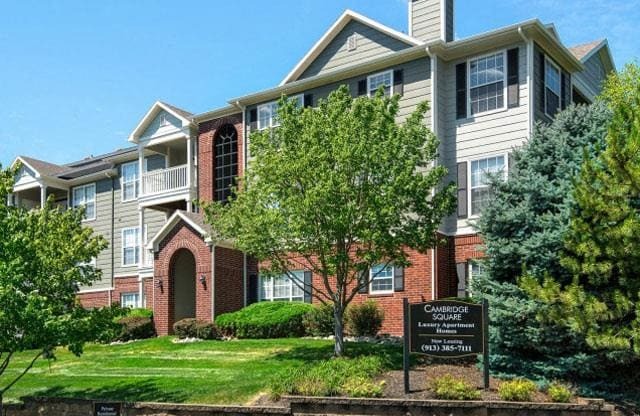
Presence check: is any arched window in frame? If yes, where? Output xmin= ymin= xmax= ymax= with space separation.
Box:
xmin=214 ymin=123 xmax=238 ymax=203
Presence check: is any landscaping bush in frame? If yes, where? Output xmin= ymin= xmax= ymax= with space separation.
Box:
xmin=498 ymin=378 xmax=537 ymax=402
xmin=194 ymin=321 xmax=222 ymax=340
xmin=116 ymin=316 xmax=155 ymax=341
xmin=126 ymin=308 xmax=153 ymax=319
xmin=173 ymin=318 xmax=198 ymax=338
xmin=303 ymin=303 xmax=336 ymax=337
xmin=547 ymin=382 xmax=572 ymax=403
xmin=430 ymin=374 xmax=480 ymax=400
xmin=270 ymin=355 xmax=386 ymax=399
xmin=215 ymin=301 xmax=314 ymax=338
xmin=346 ymin=300 xmax=384 ymax=337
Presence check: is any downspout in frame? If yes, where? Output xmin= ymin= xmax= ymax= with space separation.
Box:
xmin=426 ymin=45 xmax=437 ymax=300
xmin=106 ymin=171 xmax=116 ymax=306
xmin=210 ymin=243 xmax=216 ymax=320
xmin=235 ymin=100 xmax=249 ymax=307
xmin=518 ymin=26 xmax=534 ymax=138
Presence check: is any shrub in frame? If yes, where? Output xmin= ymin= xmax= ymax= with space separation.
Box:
xmin=431 ymin=374 xmax=481 ymax=400
xmin=173 ymin=318 xmax=199 ymax=339
xmin=341 ymin=376 xmax=385 ymax=398
xmin=547 ymin=383 xmax=572 ymax=403
xmin=270 ymin=355 xmax=386 ymax=399
xmin=346 ymin=301 xmax=384 ymax=337
xmin=116 ymin=316 xmax=155 ymax=341
xmin=194 ymin=321 xmax=222 ymax=340
xmin=303 ymin=303 xmax=336 ymax=337
xmin=215 ymin=302 xmax=314 ymax=339
xmin=126 ymin=308 xmax=153 ymax=319
xmin=498 ymin=379 xmax=537 ymax=402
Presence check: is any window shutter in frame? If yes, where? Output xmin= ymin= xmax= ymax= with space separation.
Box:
xmin=457 ymin=161 xmax=468 ymax=218
xmin=507 ymin=48 xmax=519 ymax=108
xmin=455 ymin=262 xmax=467 ymax=298
xmin=455 ymin=63 xmax=467 ymax=119
xmin=358 ymin=269 xmax=369 ymax=294
xmin=393 ymin=69 xmax=404 ymax=96
xmin=249 ymin=108 xmax=258 ymax=131
xmin=357 ymin=79 xmax=367 ymax=96
xmin=303 ymin=271 xmax=312 ymax=303
xmin=561 ymin=71 xmax=570 ymax=110
xmin=393 ymin=266 xmax=404 ymax=292
xmin=248 ymin=273 xmax=258 ymax=304
xmin=303 ymin=93 xmax=314 ymax=108
xmin=538 ymin=52 xmax=546 ymax=113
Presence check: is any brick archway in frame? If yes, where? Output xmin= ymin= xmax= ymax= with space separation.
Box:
xmin=153 ymin=220 xmax=212 ymax=335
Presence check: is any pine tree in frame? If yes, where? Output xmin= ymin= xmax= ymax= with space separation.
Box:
xmin=523 ymin=63 xmax=640 ymax=354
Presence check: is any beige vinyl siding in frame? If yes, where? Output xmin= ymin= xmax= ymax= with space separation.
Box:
xmin=246 ymin=57 xmax=432 ymax=159
xmin=141 ymin=110 xmax=183 ymax=140
xmin=77 ymin=177 xmax=115 ymax=292
xmin=299 ymin=20 xmax=411 ymax=80
xmin=411 ymin=0 xmax=441 ymax=43
xmin=573 ymin=51 xmax=608 ymax=98
xmin=438 ymin=43 xmax=529 ymax=234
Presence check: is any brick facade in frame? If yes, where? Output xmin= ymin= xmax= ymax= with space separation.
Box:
xmin=77 ymin=290 xmax=110 ymax=308
xmin=112 ymin=276 xmax=140 ymax=305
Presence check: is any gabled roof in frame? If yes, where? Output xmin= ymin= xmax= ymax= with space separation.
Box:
xmin=128 ymin=101 xmax=193 ymax=143
xmin=14 ymin=156 xmax=66 ymax=177
xmin=568 ymin=39 xmax=615 ymax=72
xmin=147 ymin=210 xmax=212 ymax=251
xmin=280 ymin=9 xmax=423 ymax=86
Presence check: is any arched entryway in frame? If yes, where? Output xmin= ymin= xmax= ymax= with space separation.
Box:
xmin=171 ymin=249 xmax=196 ymax=322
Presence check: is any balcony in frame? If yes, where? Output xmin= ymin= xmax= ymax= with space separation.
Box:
xmin=141 ymin=164 xmax=189 ymax=197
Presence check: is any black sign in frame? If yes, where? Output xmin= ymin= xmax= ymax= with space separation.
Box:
xmin=94 ymin=402 xmax=121 ymax=416
xmin=409 ymin=300 xmax=484 ymax=357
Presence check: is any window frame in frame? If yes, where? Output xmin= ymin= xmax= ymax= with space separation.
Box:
xmin=121 ymin=227 xmax=140 ymax=267
xmin=72 ymin=183 xmax=96 ymax=221
xmin=120 ymin=292 xmax=140 ymax=308
xmin=367 ymin=70 xmax=394 ymax=97
xmin=259 ymin=271 xmax=305 ymax=302
xmin=466 ymin=50 xmax=508 ymax=117
xmin=257 ymin=95 xmax=303 ymax=130
xmin=120 ymin=161 xmax=139 ymax=202
xmin=544 ymin=57 xmax=561 ymax=118
xmin=467 ymin=153 xmax=508 ymax=218
xmin=369 ymin=264 xmax=394 ymax=295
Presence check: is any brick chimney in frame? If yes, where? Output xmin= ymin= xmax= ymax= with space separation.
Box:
xmin=409 ymin=0 xmax=454 ymax=43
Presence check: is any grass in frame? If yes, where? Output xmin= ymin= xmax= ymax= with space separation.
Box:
xmin=0 ymin=337 xmax=401 ymax=405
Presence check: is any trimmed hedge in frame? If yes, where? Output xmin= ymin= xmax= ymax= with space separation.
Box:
xmin=216 ymin=301 xmax=314 ymax=338
xmin=346 ymin=300 xmax=384 ymax=337
xmin=173 ymin=318 xmax=221 ymax=340
xmin=116 ymin=316 xmax=155 ymax=341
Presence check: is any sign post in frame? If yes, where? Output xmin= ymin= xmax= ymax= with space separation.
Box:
xmin=403 ymin=299 xmax=489 ymax=392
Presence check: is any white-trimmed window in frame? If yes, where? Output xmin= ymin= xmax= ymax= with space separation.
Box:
xmin=260 ymin=271 xmax=304 ymax=301
xmin=370 ymin=264 xmax=394 ymax=294
xmin=121 ymin=161 xmax=139 ymax=201
xmin=257 ymin=95 xmax=303 ymax=130
xmin=367 ymin=70 xmax=393 ymax=96
xmin=122 ymin=227 xmax=140 ymax=266
xmin=72 ymin=183 xmax=96 ymax=221
xmin=120 ymin=292 xmax=140 ymax=308
xmin=469 ymin=52 xmax=506 ymax=115
xmin=544 ymin=57 xmax=561 ymax=117
xmin=470 ymin=155 xmax=506 ymax=216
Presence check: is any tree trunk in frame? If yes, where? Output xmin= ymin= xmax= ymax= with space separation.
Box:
xmin=1 ymin=392 xmax=4 ymax=416
xmin=333 ymin=304 xmax=345 ymax=357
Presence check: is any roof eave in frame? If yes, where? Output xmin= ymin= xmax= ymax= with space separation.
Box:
xmin=128 ymin=101 xmax=194 ymax=143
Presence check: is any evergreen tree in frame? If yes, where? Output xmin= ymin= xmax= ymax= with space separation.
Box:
xmin=473 ymin=102 xmax=639 ymax=392
xmin=522 ymin=63 xmax=640 ymax=355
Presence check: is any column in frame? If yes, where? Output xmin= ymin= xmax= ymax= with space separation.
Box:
xmin=40 ymin=185 xmax=47 ymax=208
xmin=138 ymin=146 xmax=145 ymax=197
xmin=186 ymin=135 xmax=193 ymax=189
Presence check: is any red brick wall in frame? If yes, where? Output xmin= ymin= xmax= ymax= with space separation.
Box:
xmin=143 ymin=277 xmax=153 ymax=309
xmin=214 ymin=247 xmax=245 ymax=317
xmin=198 ymin=114 xmax=243 ymax=204
xmin=77 ymin=290 xmax=110 ymax=308
xmin=435 ymin=234 xmax=457 ymax=299
xmin=153 ymin=219 xmax=212 ymax=336
xmin=112 ymin=276 xmax=139 ymax=305
xmin=454 ymin=234 xmax=484 ymax=263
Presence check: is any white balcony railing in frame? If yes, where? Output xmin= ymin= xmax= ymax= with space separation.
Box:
xmin=141 ymin=164 xmax=189 ymax=197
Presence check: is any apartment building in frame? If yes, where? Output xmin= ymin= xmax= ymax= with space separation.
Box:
xmin=9 ymin=0 xmax=615 ymax=335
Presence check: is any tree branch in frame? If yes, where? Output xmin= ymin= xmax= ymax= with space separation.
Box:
xmin=0 ymin=352 xmax=13 ymax=377
xmin=0 ymin=350 xmax=42 ymax=395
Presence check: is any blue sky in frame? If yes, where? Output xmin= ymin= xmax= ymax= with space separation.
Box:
xmin=1 ymin=0 xmax=638 ymax=167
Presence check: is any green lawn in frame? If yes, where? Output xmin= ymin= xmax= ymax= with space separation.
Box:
xmin=0 ymin=337 xmax=400 ymax=405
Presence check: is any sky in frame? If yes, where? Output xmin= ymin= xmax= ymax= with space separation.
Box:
xmin=1 ymin=0 xmax=638 ymax=167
